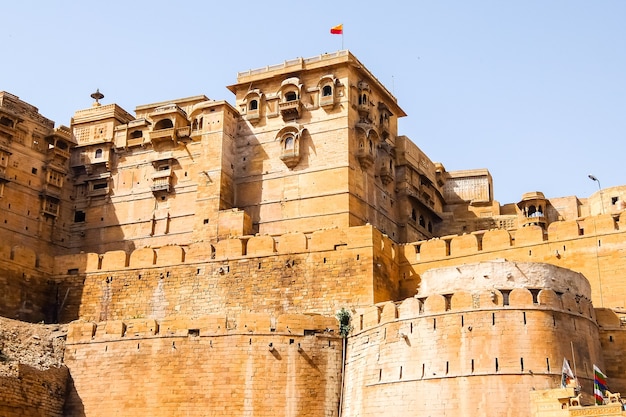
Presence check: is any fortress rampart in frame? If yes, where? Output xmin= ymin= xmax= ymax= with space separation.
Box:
xmin=400 ymin=213 xmax=626 ymax=308
xmin=0 ymin=364 xmax=68 ymax=417
xmin=0 ymin=245 xmax=54 ymax=322
xmin=51 ymin=225 xmax=398 ymax=322
xmin=64 ymin=313 xmax=342 ymax=417
xmin=1 ymin=214 xmax=625 ymax=326
xmin=343 ymin=262 xmax=604 ymax=417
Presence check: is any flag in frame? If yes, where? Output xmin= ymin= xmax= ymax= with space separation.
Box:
xmin=330 ymin=24 xmax=343 ymax=35
xmin=561 ymin=358 xmax=576 ymax=389
xmin=594 ymin=364 xmax=608 ymax=405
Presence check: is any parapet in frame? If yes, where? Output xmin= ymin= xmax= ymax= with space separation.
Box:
xmin=54 ymin=224 xmax=392 ymax=274
xmin=355 ymin=285 xmax=595 ymax=334
xmin=402 ymin=212 xmax=625 ymax=263
xmin=0 ymin=244 xmax=53 ymax=272
xmin=66 ymin=313 xmax=339 ymax=344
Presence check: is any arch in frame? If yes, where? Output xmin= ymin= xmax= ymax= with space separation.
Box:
xmin=322 ymin=85 xmax=333 ymax=97
xmin=284 ymin=135 xmax=294 ymax=150
xmin=154 ymin=119 xmax=173 ymax=130
xmin=130 ymin=130 xmax=143 ymax=139
xmin=275 ymin=125 xmax=305 ymax=147
xmin=285 ymin=91 xmax=297 ymax=102
xmin=94 ymin=148 xmax=103 ymax=159
xmin=248 ymin=99 xmax=258 ymax=111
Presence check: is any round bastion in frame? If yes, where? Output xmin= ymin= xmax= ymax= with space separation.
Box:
xmin=417 ymin=258 xmax=591 ymax=299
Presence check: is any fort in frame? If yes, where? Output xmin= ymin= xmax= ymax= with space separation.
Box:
xmin=0 ymin=50 xmax=625 ymax=416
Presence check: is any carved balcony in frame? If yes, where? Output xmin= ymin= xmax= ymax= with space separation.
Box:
xmin=280 ymin=149 xmax=300 ymax=169
xmin=150 ymin=127 xmax=176 ymax=143
xmin=357 ymin=103 xmax=369 ymax=118
xmin=151 ymin=169 xmax=173 ymax=192
xmin=356 ymin=147 xmax=374 ymax=169
xmin=378 ymin=165 xmax=394 ymax=185
xmin=279 ymin=100 xmax=301 ymax=119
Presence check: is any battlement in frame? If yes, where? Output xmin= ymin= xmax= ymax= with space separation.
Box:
xmin=0 ymin=244 xmax=54 ymax=272
xmin=53 ymin=225 xmax=395 ymax=274
xmin=355 ymin=286 xmax=595 ymax=334
xmin=402 ymin=213 xmax=625 ymax=263
xmin=67 ymin=313 xmax=339 ymax=344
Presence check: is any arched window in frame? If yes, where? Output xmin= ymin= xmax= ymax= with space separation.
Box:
xmin=322 ymin=85 xmax=333 ymax=97
xmin=94 ymin=148 xmax=103 ymax=159
xmin=285 ymin=92 xmax=297 ymax=102
xmin=249 ymin=99 xmax=258 ymax=111
xmin=411 ymin=209 xmax=417 ymax=221
xmin=284 ymin=135 xmax=294 ymax=150
xmin=130 ymin=130 xmax=143 ymax=139
xmin=419 ymin=215 xmax=426 ymax=227
xmin=154 ymin=119 xmax=173 ymax=130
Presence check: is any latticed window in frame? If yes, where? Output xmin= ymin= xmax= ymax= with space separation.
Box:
xmin=47 ymin=169 xmax=64 ymax=187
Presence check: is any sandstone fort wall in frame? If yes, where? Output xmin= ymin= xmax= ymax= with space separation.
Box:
xmin=0 ymin=245 xmax=54 ymax=322
xmin=400 ymin=214 xmax=626 ymax=308
xmin=0 ymin=364 xmax=68 ymax=417
xmin=343 ymin=290 xmax=603 ymax=417
xmin=63 ymin=313 xmax=342 ymax=417
xmin=51 ymin=226 xmax=398 ymax=322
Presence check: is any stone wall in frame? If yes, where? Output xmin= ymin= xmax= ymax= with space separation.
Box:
xmin=64 ymin=313 xmax=342 ymax=417
xmin=52 ymin=226 xmax=395 ymax=322
xmin=0 ymin=364 xmax=68 ymax=417
xmin=0 ymin=245 xmax=55 ymax=322
xmin=596 ymin=308 xmax=626 ymax=395
xmin=400 ymin=214 xmax=626 ymax=308
xmin=343 ymin=286 xmax=603 ymax=417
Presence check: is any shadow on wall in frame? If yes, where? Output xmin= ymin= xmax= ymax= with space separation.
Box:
xmin=63 ymin=374 xmax=86 ymax=417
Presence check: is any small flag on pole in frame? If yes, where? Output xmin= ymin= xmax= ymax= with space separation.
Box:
xmin=594 ymin=364 xmax=608 ymax=405
xmin=561 ymin=358 xmax=576 ymax=389
xmin=330 ymin=24 xmax=343 ymax=35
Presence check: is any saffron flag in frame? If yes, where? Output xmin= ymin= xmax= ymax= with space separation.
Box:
xmin=330 ymin=24 xmax=343 ymax=35
xmin=561 ymin=358 xmax=576 ymax=389
xmin=594 ymin=364 xmax=608 ymax=405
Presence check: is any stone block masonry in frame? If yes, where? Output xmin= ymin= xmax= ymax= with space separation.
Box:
xmin=64 ymin=314 xmax=342 ymax=417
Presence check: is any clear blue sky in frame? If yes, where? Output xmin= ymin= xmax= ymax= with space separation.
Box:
xmin=2 ymin=1 xmax=624 ymax=204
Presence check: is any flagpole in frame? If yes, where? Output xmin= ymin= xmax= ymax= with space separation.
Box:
xmin=571 ymin=341 xmax=580 ymax=390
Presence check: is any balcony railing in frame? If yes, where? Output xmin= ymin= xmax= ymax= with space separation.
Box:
xmin=150 ymin=128 xmax=175 ymax=142
xmin=151 ymin=176 xmax=172 ymax=192
xmin=48 ymin=147 xmax=71 ymax=160
xmin=279 ymin=100 xmax=301 ymax=118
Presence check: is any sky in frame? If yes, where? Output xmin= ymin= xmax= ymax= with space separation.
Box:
xmin=2 ymin=1 xmax=624 ymax=204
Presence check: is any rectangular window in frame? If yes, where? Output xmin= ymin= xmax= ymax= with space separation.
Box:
xmin=47 ymin=170 xmax=64 ymax=187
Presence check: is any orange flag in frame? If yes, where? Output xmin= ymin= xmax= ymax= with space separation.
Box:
xmin=330 ymin=24 xmax=343 ymax=35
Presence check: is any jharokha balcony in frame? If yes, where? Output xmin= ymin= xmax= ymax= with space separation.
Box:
xmin=279 ymin=100 xmax=301 ymax=119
